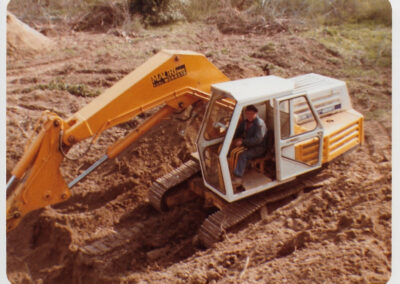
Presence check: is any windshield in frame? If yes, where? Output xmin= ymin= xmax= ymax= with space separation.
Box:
xmin=199 ymin=94 xmax=236 ymax=195
xmin=204 ymin=97 xmax=235 ymax=140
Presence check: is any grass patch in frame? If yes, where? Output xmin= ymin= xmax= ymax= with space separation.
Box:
xmin=303 ymin=22 xmax=391 ymax=123
xmin=351 ymin=82 xmax=391 ymax=122
xmin=37 ymin=79 xmax=100 ymax=97
xmin=259 ymin=42 xmax=276 ymax=53
xmin=303 ymin=23 xmax=391 ymax=70
xmin=221 ymin=48 xmax=230 ymax=55
xmin=257 ymin=0 xmax=391 ymax=26
xmin=365 ymin=108 xmax=388 ymax=121
xmin=181 ymin=0 xmax=220 ymax=22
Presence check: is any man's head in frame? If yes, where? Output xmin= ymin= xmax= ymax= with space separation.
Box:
xmin=245 ymin=105 xmax=258 ymax=122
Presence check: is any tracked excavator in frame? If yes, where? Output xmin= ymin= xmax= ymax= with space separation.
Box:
xmin=6 ymin=50 xmax=364 ymax=246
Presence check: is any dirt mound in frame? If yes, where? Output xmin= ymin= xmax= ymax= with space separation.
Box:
xmin=72 ymin=3 xmax=127 ymax=32
xmin=214 ymin=8 xmax=287 ymax=35
xmin=6 ymin=11 xmax=54 ymax=58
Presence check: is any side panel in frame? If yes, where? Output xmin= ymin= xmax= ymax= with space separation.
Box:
xmin=295 ymin=109 xmax=364 ymax=164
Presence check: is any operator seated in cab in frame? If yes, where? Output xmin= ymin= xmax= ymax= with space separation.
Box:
xmin=232 ymin=105 xmax=267 ymax=185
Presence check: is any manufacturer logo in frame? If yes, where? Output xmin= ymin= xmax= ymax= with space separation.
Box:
xmin=151 ymin=64 xmax=187 ymax=87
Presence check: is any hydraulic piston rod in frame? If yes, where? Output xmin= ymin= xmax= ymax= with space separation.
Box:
xmin=68 ymin=154 xmax=108 ymax=188
xmin=68 ymin=105 xmax=174 ymax=188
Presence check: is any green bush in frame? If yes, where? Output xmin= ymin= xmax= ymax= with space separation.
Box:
xmin=257 ymin=0 xmax=391 ymax=26
xmin=128 ymin=0 xmax=185 ymax=25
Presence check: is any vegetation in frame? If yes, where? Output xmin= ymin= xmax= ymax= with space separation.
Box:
xmin=8 ymin=0 xmax=392 ymax=28
xmin=305 ymin=23 xmax=391 ymax=68
xmin=7 ymin=0 xmax=391 ymax=119
xmin=128 ymin=0 xmax=186 ymax=25
xmin=37 ymin=79 xmax=100 ymax=97
xmin=256 ymin=0 xmax=391 ymax=26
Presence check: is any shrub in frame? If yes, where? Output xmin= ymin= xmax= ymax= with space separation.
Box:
xmin=181 ymin=0 xmax=220 ymax=22
xmin=72 ymin=2 xmax=128 ymax=32
xmin=256 ymin=0 xmax=391 ymax=26
xmin=128 ymin=0 xmax=186 ymax=26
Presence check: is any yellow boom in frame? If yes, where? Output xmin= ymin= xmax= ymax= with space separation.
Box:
xmin=6 ymin=50 xmax=229 ymax=232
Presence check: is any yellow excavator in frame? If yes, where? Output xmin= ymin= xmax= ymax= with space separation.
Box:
xmin=6 ymin=50 xmax=364 ymax=246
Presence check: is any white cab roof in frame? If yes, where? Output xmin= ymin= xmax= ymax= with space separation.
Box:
xmin=291 ymin=73 xmax=345 ymax=95
xmin=211 ymin=76 xmax=294 ymax=104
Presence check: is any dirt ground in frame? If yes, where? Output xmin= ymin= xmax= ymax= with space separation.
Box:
xmin=6 ymin=14 xmax=392 ymax=284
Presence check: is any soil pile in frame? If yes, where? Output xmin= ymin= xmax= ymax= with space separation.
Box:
xmin=6 ymin=11 xmax=54 ymax=58
xmin=214 ymin=7 xmax=288 ymax=35
xmin=72 ymin=3 xmax=126 ymax=32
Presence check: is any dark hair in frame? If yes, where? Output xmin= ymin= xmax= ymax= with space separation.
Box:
xmin=245 ymin=105 xmax=258 ymax=113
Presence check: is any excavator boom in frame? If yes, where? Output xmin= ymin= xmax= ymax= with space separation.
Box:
xmin=6 ymin=50 xmax=228 ymax=231
xmin=63 ymin=50 xmax=228 ymax=144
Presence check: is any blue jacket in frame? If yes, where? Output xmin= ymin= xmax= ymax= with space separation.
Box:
xmin=234 ymin=116 xmax=267 ymax=149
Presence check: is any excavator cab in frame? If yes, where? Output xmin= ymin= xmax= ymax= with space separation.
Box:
xmin=197 ymin=75 xmax=325 ymax=203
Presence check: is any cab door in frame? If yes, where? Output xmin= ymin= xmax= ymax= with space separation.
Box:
xmin=274 ymin=94 xmax=324 ymax=181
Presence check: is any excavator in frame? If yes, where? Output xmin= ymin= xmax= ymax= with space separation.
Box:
xmin=6 ymin=50 xmax=364 ymax=246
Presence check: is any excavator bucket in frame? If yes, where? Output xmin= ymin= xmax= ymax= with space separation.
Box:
xmin=7 ymin=113 xmax=71 ymax=231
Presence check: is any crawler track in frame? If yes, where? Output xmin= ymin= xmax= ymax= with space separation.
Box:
xmin=148 ymin=159 xmax=200 ymax=211
xmin=198 ymin=176 xmax=324 ymax=247
xmin=149 ymin=158 xmax=326 ymax=247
